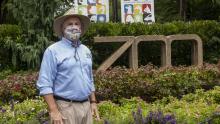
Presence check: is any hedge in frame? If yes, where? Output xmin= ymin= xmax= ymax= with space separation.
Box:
xmin=82 ymin=20 xmax=220 ymax=67
xmin=0 ymin=64 xmax=219 ymax=104
xmin=1 ymin=21 xmax=220 ymax=69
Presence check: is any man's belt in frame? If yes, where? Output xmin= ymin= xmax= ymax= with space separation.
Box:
xmin=54 ymin=95 xmax=88 ymax=103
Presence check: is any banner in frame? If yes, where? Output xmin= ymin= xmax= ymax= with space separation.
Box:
xmin=121 ymin=0 xmax=155 ymax=23
xmin=73 ymin=0 xmax=109 ymax=22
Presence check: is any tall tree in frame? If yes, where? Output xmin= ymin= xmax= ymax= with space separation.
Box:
xmin=5 ymin=0 xmax=63 ymax=68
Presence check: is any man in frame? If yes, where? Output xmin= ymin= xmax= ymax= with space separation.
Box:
xmin=37 ymin=8 xmax=100 ymax=124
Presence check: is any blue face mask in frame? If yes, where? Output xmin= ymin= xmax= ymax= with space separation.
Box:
xmin=64 ymin=25 xmax=81 ymax=41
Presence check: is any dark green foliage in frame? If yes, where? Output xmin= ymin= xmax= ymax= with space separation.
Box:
xmin=155 ymin=0 xmax=220 ymax=22
xmin=0 ymin=24 xmax=21 ymax=38
xmin=155 ymin=0 xmax=181 ymax=22
xmin=0 ymin=24 xmax=21 ymax=70
xmin=187 ymin=0 xmax=220 ymax=21
xmin=5 ymin=0 xmax=62 ymax=68
xmin=0 ymin=69 xmax=12 ymax=80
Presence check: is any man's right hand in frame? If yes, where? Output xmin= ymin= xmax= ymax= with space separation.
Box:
xmin=50 ymin=110 xmax=67 ymax=124
xmin=43 ymin=94 xmax=67 ymax=124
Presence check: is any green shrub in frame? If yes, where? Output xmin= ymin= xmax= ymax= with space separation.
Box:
xmin=95 ymin=64 xmax=219 ymax=102
xmin=1 ymin=64 xmax=218 ymax=103
xmin=0 ymin=24 xmax=21 ymax=70
xmin=0 ymin=97 xmax=47 ymax=124
xmin=0 ymin=24 xmax=21 ymax=39
xmin=0 ymin=69 xmax=12 ymax=80
xmin=0 ymin=71 xmax=38 ymax=104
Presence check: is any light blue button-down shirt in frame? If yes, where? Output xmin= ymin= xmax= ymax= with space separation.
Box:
xmin=36 ymin=37 xmax=95 ymax=101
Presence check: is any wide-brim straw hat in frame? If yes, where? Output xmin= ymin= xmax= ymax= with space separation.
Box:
xmin=53 ymin=8 xmax=90 ymax=37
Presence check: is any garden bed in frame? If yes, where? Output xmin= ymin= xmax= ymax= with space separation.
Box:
xmin=0 ymin=87 xmax=219 ymax=123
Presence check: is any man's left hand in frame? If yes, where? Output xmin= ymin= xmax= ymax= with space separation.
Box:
xmin=91 ymin=103 xmax=100 ymax=120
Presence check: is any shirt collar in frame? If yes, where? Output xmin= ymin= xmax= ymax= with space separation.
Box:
xmin=61 ymin=37 xmax=81 ymax=47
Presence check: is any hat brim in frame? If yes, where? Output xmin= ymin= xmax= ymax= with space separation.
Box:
xmin=53 ymin=14 xmax=90 ymax=37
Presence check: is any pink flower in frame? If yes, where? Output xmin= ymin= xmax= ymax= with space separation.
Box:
xmin=13 ymin=83 xmax=21 ymax=91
